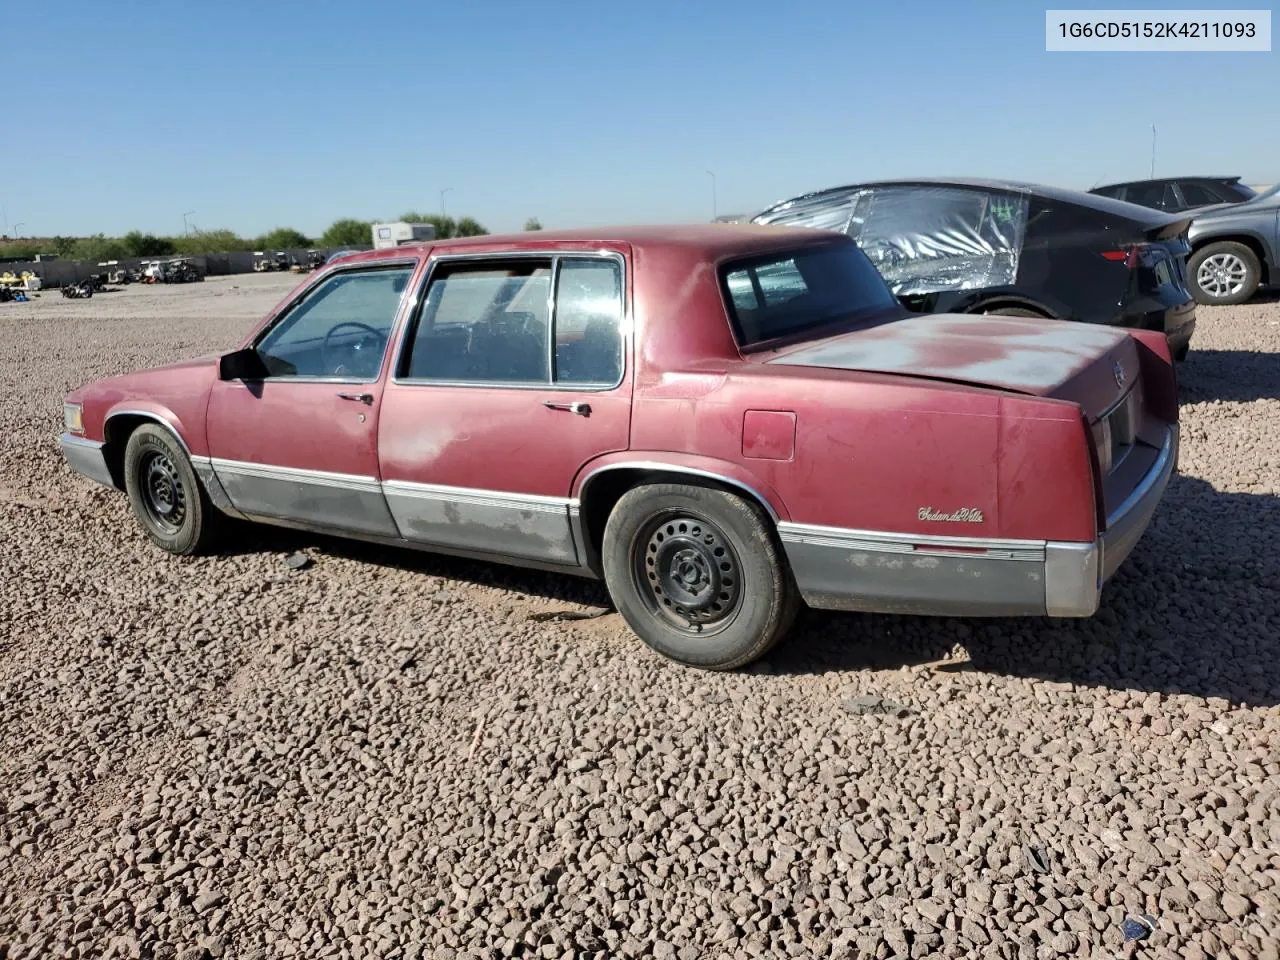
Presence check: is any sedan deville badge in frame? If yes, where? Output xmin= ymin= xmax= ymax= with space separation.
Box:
xmin=918 ymin=506 xmax=985 ymax=523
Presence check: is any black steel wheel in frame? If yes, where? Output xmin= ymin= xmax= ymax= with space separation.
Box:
xmin=633 ymin=512 xmax=744 ymax=635
xmin=138 ymin=449 xmax=188 ymax=535
xmin=603 ymin=483 xmax=799 ymax=670
xmin=123 ymin=423 xmax=224 ymax=555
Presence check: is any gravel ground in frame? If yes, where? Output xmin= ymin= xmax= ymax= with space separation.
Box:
xmin=2 ymin=275 xmax=1279 ymax=959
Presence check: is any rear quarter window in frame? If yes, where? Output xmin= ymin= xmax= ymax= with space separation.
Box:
xmin=720 ymin=242 xmax=899 ymax=347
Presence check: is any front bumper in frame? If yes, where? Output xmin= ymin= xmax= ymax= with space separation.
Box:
xmin=59 ymin=433 xmax=116 ymax=488
xmin=777 ymin=424 xmax=1179 ymax=618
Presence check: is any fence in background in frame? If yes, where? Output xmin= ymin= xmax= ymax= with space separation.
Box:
xmin=1 ymin=246 xmax=375 ymax=288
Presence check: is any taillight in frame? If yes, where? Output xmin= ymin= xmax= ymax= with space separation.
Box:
xmin=1101 ymin=247 xmax=1143 ymax=269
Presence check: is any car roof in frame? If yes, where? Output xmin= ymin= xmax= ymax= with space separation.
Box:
xmin=327 ymin=223 xmax=845 ymax=265
xmin=1093 ymin=175 xmax=1242 ymax=189
xmin=753 ymin=177 xmax=1183 ymax=226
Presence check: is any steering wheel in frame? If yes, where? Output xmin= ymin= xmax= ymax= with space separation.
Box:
xmin=321 ymin=321 xmax=386 ymax=377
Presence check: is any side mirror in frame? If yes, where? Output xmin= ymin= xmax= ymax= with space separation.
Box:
xmin=218 ymin=348 xmax=267 ymax=381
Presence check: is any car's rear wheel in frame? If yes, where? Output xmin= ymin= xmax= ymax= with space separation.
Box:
xmin=601 ymin=483 xmax=798 ymax=670
xmin=123 ymin=424 xmax=223 ymax=555
xmin=981 ymin=305 xmax=1046 ymax=318
xmin=1188 ymin=242 xmax=1261 ymax=305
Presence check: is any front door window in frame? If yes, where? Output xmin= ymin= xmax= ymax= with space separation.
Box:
xmin=255 ymin=266 xmax=414 ymax=380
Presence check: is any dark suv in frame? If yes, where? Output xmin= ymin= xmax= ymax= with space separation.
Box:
xmin=1091 ymin=176 xmax=1257 ymax=213
xmin=752 ymin=178 xmax=1198 ymax=360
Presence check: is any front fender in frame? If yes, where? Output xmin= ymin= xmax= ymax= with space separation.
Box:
xmin=101 ymin=400 xmax=195 ymax=455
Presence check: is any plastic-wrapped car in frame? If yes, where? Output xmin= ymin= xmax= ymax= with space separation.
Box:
xmin=753 ymin=178 xmax=1198 ymax=360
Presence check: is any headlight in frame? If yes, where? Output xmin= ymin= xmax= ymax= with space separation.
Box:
xmin=63 ymin=402 xmax=83 ymax=434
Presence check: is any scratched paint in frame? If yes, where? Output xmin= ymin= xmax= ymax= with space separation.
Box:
xmin=770 ymin=313 xmax=1128 ymax=393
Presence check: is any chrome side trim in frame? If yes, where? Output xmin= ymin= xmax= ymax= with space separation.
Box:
xmin=580 ymin=462 xmax=781 ymax=521
xmin=381 ymin=479 xmax=573 ymax=513
xmin=58 ymin=433 xmax=116 ymax=488
xmin=208 ymin=457 xmax=383 ymax=495
xmin=776 ymin=521 xmax=1045 ymax=562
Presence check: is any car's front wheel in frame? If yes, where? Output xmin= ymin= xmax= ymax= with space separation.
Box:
xmin=602 ymin=483 xmax=799 ymax=670
xmin=123 ymin=423 xmax=223 ymax=555
xmin=1188 ymin=241 xmax=1261 ymax=305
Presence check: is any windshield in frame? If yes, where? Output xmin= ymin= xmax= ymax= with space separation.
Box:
xmin=719 ymin=242 xmax=900 ymax=347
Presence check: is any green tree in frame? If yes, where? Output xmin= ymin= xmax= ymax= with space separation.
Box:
xmin=454 ymin=216 xmax=487 ymax=237
xmin=320 ymin=219 xmax=372 ymax=247
xmin=66 ymin=235 xmax=129 ymax=261
xmin=256 ymin=227 xmax=311 ymax=250
xmin=0 ymin=240 xmax=48 ymax=259
xmin=523 ymin=218 xmax=543 ymax=231
xmin=172 ymin=229 xmax=247 ymax=255
xmin=122 ymin=231 xmax=176 ymax=257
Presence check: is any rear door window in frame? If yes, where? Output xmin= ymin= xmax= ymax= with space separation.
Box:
xmin=1126 ymin=182 xmax=1179 ymax=210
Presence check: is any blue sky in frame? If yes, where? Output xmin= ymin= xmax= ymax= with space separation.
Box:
xmin=5 ymin=0 xmax=1276 ymax=237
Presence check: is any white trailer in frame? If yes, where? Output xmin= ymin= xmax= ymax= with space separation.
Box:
xmin=371 ymin=221 xmax=437 ymax=249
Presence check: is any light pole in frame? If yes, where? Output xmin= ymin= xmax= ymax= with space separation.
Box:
xmin=1149 ymin=125 xmax=1157 ymax=179
xmin=440 ymin=188 xmax=454 ymax=218
xmin=705 ymin=170 xmax=717 ymax=221
xmin=182 ymin=211 xmax=196 ymax=236
xmin=12 ymin=222 xmax=24 ymax=238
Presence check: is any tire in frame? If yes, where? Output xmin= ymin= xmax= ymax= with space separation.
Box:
xmin=1188 ymin=242 xmax=1261 ymax=306
xmin=123 ymin=424 xmax=223 ymax=555
xmin=601 ymin=483 xmax=799 ymax=670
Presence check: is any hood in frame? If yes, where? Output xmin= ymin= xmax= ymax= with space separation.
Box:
xmin=768 ymin=313 xmax=1139 ymax=422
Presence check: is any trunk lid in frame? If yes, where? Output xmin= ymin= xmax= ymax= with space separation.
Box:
xmin=766 ymin=313 xmax=1139 ymax=423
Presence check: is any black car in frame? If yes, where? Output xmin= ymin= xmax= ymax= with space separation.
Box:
xmin=751 ymin=178 xmax=1197 ymax=360
xmin=1091 ymin=176 xmax=1257 ymax=213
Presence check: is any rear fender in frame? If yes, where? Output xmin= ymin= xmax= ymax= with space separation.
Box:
xmin=573 ymin=451 xmax=790 ymax=521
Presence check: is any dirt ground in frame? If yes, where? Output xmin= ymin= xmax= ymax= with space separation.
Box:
xmin=2 ymin=274 xmax=1278 ymax=959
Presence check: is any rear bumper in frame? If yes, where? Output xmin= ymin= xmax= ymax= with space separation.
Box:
xmin=778 ymin=425 xmax=1178 ymax=618
xmin=1119 ymin=297 xmax=1196 ymax=356
xmin=59 ymin=433 xmax=116 ymax=488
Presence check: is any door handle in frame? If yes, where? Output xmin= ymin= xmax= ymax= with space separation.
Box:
xmin=544 ymin=400 xmax=591 ymax=417
xmin=337 ymin=391 xmax=374 ymax=405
